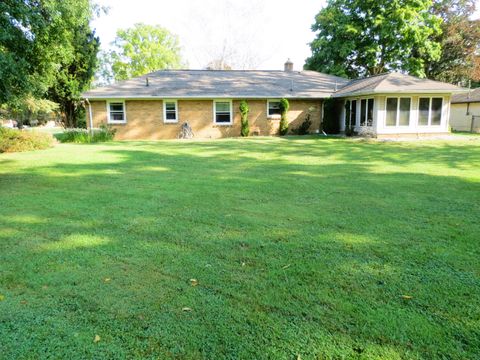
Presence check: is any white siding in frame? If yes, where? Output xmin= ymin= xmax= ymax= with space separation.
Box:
xmin=450 ymin=103 xmax=480 ymax=132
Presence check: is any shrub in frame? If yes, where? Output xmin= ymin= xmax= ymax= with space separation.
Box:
xmin=292 ymin=113 xmax=313 ymax=135
xmin=239 ymin=100 xmax=250 ymax=137
xmin=56 ymin=125 xmax=116 ymax=143
xmin=0 ymin=127 xmax=54 ymax=153
xmin=279 ymin=98 xmax=289 ymax=136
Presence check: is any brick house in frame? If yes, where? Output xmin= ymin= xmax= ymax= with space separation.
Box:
xmin=82 ymin=61 xmax=465 ymax=139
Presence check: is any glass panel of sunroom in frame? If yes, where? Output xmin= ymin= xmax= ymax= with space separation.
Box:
xmin=399 ymin=98 xmax=411 ymax=126
xmin=360 ymin=99 xmax=367 ymax=126
xmin=419 ymin=98 xmax=430 ymax=125
xmin=386 ymin=98 xmax=397 ymax=126
xmin=431 ymin=98 xmax=443 ymax=125
xmin=367 ymin=99 xmax=374 ymax=126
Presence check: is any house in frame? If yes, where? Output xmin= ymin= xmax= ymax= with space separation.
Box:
xmin=449 ymin=88 xmax=480 ymax=133
xmin=82 ymin=61 xmax=465 ymax=139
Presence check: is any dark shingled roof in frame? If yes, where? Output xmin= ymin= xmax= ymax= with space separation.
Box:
xmin=332 ymin=72 xmax=464 ymax=97
xmin=83 ymin=70 xmax=349 ymax=99
xmin=451 ymin=87 xmax=480 ymax=103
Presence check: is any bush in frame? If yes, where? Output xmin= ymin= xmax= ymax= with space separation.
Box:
xmin=0 ymin=127 xmax=54 ymax=153
xmin=292 ymin=113 xmax=312 ymax=135
xmin=279 ymin=98 xmax=289 ymax=136
xmin=56 ymin=125 xmax=116 ymax=143
xmin=239 ymin=100 xmax=250 ymax=137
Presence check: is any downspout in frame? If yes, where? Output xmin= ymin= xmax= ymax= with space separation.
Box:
xmin=85 ymin=98 xmax=93 ymax=135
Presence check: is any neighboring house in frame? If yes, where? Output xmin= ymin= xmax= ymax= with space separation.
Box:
xmin=450 ymin=88 xmax=480 ymax=133
xmin=82 ymin=61 xmax=465 ymax=140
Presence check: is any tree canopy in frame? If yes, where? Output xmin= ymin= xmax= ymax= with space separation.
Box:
xmin=1 ymin=0 xmax=100 ymax=126
xmin=424 ymin=0 xmax=480 ymax=85
xmin=106 ymin=23 xmax=183 ymax=81
xmin=305 ymin=0 xmax=443 ymax=78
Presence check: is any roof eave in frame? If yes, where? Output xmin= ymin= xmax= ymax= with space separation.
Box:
xmin=332 ymin=89 xmax=466 ymax=98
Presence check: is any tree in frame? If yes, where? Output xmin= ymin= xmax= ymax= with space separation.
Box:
xmin=46 ymin=1 xmax=100 ymax=127
xmin=424 ymin=0 xmax=480 ymax=85
xmin=305 ymin=0 xmax=442 ymax=78
xmin=239 ymin=101 xmax=249 ymax=137
xmin=1 ymin=0 xmax=100 ymax=127
xmin=205 ymin=59 xmax=233 ymax=70
xmin=109 ymin=23 xmax=182 ymax=81
xmin=279 ymin=98 xmax=289 ymax=136
xmin=47 ymin=23 xmax=100 ymax=127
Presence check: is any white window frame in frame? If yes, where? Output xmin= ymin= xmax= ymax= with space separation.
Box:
xmin=385 ymin=97 xmax=412 ymax=127
xmin=418 ymin=97 xmax=444 ymax=127
xmin=106 ymin=100 xmax=127 ymax=124
xmin=213 ymin=100 xmax=233 ymax=125
xmin=267 ymin=99 xmax=282 ymax=119
xmin=359 ymin=98 xmax=375 ymax=127
xmin=163 ymin=100 xmax=178 ymax=123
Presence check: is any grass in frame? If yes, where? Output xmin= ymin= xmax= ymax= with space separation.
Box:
xmin=0 ymin=136 xmax=479 ymax=359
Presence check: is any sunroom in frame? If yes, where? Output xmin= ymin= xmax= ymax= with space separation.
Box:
xmin=333 ymin=73 xmax=464 ymax=137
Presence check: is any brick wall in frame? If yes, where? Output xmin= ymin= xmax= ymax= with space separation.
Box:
xmin=88 ymin=99 xmax=322 ymax=140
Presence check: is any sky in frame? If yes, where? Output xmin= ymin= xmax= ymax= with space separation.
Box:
xmin=91 ymin=0 xmax=325 ymax=71
xmin=91 ymin=0 xmax=480 ymax=71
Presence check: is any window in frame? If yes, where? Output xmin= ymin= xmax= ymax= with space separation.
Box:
xmin=360 ymin=98 xmax=374 ymax=126
xmin=350 ymin=100 xmax=357 ymax=127
xmin=431 ymin=98 xmax=443 ymax=125
xmin=360 ymin=99 xmax=367 ymax=126
xmin=214 ymin=100 xmax=232 ymax=124
xmin=345 ymin=100 xmax=357 ymax=128
xmin=399 ymin=98 xmax=411 ymax=126
xmin=268 ymin=100 xmax=281 ymax=117
xmin=418 ymin=97 xmax=443 ymax=126
xmin=107 ymin=101 xmax=126 ymax=124
xmin=419 ymin=98 xmax=430 ymax=125
xmin=367 ymin=98 xmax=374 ymax=126
xmin=386 ymin=98 xmax=398 ymax=126
xmin=163 ymin=100 xmax=178 ymax=123
xmin=386 ymin=97 xmax=411 ymax=126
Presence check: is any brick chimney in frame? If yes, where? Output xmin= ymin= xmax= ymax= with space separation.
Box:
xmin=284 ymin=58 xmax=293 ymax=72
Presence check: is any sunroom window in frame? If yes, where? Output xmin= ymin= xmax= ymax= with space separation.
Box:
xmin=419 ymin=97 xmax=443 ymax=126
xmin=386 ymin=97 xmax=411 ymax=126
xmin=214 ymin=100 xmax=232 ymax=124
xmin=360 ymin=98 xmax=374 ymax=126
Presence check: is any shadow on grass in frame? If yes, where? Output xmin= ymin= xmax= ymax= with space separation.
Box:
xmin=0 ymin=138 xmax=479 ymax=359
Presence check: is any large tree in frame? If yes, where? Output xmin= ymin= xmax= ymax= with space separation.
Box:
xmin=424 ymin=0 xmax=480 ymax=85
xmin=305 ymin=0 xmax=443 ymax=78
xmin=107 ymin=23 xmax=182 ymax=81
xmin=48 ymin=4 xmax=100 ymax=127
xmin=1 ymin=0 xmax=100 ymax=126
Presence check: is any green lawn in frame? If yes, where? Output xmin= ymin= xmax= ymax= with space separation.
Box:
xmin=1 ymin=137 xmax=479 ymax=359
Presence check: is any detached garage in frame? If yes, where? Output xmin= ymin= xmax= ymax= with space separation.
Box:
xmin=450 ymin=88 xmax=480 ymax=133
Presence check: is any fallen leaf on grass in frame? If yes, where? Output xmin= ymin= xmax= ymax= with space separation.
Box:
xmin=0 ymin=294 xmax=4 ymax=301
xmin=182 ymin=307 xmax=192 ymax=312
xmin=401 ymin=295 xmax=413 ymax=300
xmin=189 ymin=279 xmax=198 ymax=286
xmin=282 ymin=264 xmax=291 ymax=270
xmin=20 ymin=300 xmax=28 ymax=305
xmin=94 ymin=335 xmax=101 ymax=343
xmin=103 ymin=278 xmax=111 ymax=283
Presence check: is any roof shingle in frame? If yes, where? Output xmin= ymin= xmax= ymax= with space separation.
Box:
xmin=332 ymin=72 xmax=464 ymax=97
xmin=83 ymin=70 xmax=349 ymax=99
